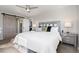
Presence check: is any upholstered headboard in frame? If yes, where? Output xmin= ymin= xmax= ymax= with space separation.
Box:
xmin=39 ymin=21 xmax=62 ymax=35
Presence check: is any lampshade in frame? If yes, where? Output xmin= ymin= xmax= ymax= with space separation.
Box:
xmin=64 ymin=22 xmax=72 ymax=28
xmin=33 ymin=24 xmax=36 ymax=27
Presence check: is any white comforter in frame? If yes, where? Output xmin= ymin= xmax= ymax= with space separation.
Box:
xmin=13 ymin=31 xmax=62 ymax=53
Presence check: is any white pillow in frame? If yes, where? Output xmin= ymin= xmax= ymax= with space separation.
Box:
xmin=50 ymin=27 xmax=58 ymax=32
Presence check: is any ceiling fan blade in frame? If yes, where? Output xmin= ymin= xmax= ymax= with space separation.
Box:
xmin=25 ymin=5 xmax=30 ymax=9
xmin=16 ymin=5 xmax=26 ymax=9
xmin=30 ymin=7 xmax=38 ymax=9
xmin=16 ymin=5 xmax=38 ymax=13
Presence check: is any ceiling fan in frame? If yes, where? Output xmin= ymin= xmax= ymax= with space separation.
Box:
xmin=16 ymin=5 xmax=38 ymax=13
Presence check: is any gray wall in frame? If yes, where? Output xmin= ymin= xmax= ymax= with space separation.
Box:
xmin=0 ymin=12 xmax=3 ymax=40
xmin=32 ymin=6 xmax=78 ymax=34
xmin=77 ymin=6 xmax=79 ymax=48
xmin=77 ymin=6 xmax=79 ymax=34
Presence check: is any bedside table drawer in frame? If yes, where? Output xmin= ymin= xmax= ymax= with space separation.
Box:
xmin=63 ymin=39 xmax=74 ymax=45
xmin=64 ymin=36 xmax=76 ymax=39
xmin=62 ymin=37 xmax=75 ymax=45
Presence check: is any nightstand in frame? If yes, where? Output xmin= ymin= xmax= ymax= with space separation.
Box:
xmin=62 ymin=33 xmax=78 ymax=50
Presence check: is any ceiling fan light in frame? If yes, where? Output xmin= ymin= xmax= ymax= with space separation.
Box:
xmin=26 ymin=8 xmax=30 ymax=12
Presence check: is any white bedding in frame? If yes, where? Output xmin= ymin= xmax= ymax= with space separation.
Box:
xmin=13 ymin=31 xmax=62 ymax=53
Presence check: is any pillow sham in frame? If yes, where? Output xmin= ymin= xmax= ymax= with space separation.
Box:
xmin=50 ymin=27 xmax=58 ymax=32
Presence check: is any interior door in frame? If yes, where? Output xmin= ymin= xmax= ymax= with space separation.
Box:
xmin=3 ymin=15 xmax=17 ymax=42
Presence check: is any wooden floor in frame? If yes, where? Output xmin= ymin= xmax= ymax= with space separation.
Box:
xmin=57 ymin=43 xmax=78 ymax=53
xmin=0 ymin=42 xmax=19 ymax=53
xmin=28 ymin=43 xmax=79 ymax=53
xmin=0 ymin=42 xmax=78 ymax=53
xmin=0 ymin=39 xmax=11 ymax=45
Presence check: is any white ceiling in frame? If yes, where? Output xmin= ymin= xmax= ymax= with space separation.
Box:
xmin=0 ymin=5 xmax=42 ymax=17
xmin=0 ymin=5 xmax=69 ymax=17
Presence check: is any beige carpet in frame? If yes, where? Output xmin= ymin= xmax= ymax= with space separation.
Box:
xmin=0 ymin=43 xmax=20 ymax=53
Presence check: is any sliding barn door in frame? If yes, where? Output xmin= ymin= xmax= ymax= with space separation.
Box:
xmin=3 ymin=15 xmax=17 ymax=42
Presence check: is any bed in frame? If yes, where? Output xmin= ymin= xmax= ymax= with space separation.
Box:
xmin=13 ymin=21 xmax=62 ymax=53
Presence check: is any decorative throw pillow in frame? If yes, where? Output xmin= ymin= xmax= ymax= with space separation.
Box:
xmin=47 ymin=26 xmax=52 ymax=32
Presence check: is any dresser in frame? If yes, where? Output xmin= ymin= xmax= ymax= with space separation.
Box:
xmin=62 ymin=33 xmax=78 ymax=49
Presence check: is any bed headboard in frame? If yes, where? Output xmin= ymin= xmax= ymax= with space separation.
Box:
xmin=39 ymin=21 xmax=62 ymax=35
